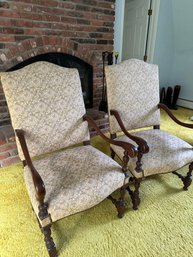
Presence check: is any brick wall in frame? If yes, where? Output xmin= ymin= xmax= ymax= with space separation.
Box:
xmin=0 ymin=0 xmax=115 ymax=166
xmin=0 ymin=125 xmax=19 ymax=167
xmin=0 ymin=0 xmax=115 ymax=124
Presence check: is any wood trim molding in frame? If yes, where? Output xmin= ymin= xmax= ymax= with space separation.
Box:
xmin=177 ymin=98 xmax=193 ymax=110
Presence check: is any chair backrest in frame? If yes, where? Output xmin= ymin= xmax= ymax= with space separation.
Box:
xmin=0 ymin=61 xmax=90 ymax=160
xmin=105 ymin=59 xmax=160 ymax=134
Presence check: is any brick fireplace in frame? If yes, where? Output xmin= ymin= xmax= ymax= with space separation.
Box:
xmin=0 ymin=0 xmax=115 ymax=166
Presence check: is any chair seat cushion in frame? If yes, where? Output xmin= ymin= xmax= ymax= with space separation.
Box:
xmin=24 ymin=145 xmax=126 ymax=223
xmin=110 ymin=130 xmax=193 ymax=178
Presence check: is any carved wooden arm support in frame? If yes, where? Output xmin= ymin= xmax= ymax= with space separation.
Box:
xmin=110 ymin=109 xmax=149 ymax=153
xmin=158 ymin=103 xmax=193 ymax=129
xmin=83 ymin=114 xmax=138 ymax=158
xmin=15 ymin=129 xmax=46 ymax=204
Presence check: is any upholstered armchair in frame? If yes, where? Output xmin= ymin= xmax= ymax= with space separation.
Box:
xmin=0 ymin=62 xmax=138 ymax=257
xmin=105 ymin=58 xmax=193 ymax=210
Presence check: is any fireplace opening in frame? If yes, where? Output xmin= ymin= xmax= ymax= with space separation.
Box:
xmin=8 ymin=52 xmax=93 ymax=108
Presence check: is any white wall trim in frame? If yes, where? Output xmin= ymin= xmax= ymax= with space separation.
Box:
xmin=177 ymin=98 xmax=193 ymax=110
xmin=147 ymin=0 xmax=160 ymax=62
xmin=119 ymin=0 xmax=125 ymax=60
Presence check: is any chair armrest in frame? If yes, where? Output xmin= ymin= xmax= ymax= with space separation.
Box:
xmin=158 ymin=103 xmax=193 ymax=129
xmin=83 ymin=114 xmax=138 ymax=158
xmin=15 ymin=129 xmax=46 ymax=203
xmin=110 ymin=110 xmax=149 ymax=153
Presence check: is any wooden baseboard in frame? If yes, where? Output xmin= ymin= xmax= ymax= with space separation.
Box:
xmin=177 ymin=98 xmax=193 ymax=110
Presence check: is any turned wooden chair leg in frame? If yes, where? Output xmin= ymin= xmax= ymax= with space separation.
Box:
xmin=183 ymin=162 xmax=193 ymax=190
xmin=41 ymin=224 xmax=58 ymax=257
xmin=116 ymin=187 xmax=127 ymax=218
xmin=38 ymin=203 xmax=58 ymax=257
xmin=108 ymin=187 xmax=127 ymax=219
xmin=172 ymin=162 xmax=193 ymax=191
xmin=132 ymin=178 xmax=141 ymax=210
xmin=127 ymin=178 xmax=141 ymax=210
xmin=110 ymin=147 xmax=116 ymax=159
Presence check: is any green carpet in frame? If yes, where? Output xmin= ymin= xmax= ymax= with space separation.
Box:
xmin=1 ymin=107 xmax=193 ymax=257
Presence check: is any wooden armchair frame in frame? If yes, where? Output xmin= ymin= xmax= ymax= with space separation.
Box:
xmin=158 ymin=103 xmax=193 ymax=190
xmin=15 ymin=115 xmax=139 ymax=257
xmin=1 ymin=60 xmax=144 ymax=257
xmin=109 ymin=104 xmax=193 ymax=210
xmin=15 ymin=129 xmax=57 ymax=257
xmin=158 ymin=103 xmax=193 ymax=129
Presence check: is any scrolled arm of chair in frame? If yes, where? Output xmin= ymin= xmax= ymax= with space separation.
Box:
xmin=158 ymin=103 xmax=193 ymax=129
xmin=110 ymin=109 xmax=149 ymax=153
xmin=83 ymin=114 xmax=138 ymax=158
xmin=15 ymin=129 xmax=46 ymax=203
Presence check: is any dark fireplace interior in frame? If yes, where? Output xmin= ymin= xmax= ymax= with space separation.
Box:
xmin=8 ymin=52 xmax=93 ymax=108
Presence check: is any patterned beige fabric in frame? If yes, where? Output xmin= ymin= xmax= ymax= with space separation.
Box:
xmin=105 ymin=59 xmax=160 ymax=133
xmin=0 ymin=62 xmax=90 ymax=159
xmin=24 ymin=145 xmax=126 ymax=223
xmin=110 ymin=130 xmax=193 ymax=178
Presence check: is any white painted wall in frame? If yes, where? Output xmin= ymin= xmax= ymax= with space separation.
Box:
xmin=114 ymin=0 xmax=193 ymax=103
xmin=170 ymin=0 xmax=193 ymax=101
xmin=153 ymin=0 xmax=174 ymax=86
xmin=153 ymin=0 xmax=193 ymax=102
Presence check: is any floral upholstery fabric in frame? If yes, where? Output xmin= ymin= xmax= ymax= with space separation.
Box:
xmin=110 ymin=130 xmax=193 ymax=178
xmin=105 ymin=59 xmax=160 ymax=133
xmin=24 ymin=145 xmax=126 ymax=223
xmin=0 ymin=62 xmax=90 ymax=159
